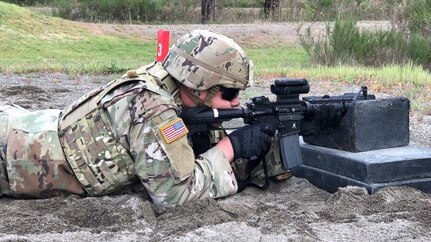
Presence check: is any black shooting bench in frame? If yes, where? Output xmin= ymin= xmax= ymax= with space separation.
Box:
xmin=293 ymin=97 xmax=431 ymax=194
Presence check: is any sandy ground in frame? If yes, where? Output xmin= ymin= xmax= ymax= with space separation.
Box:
xmin=0 ymin=22 xmax=430 ymax=241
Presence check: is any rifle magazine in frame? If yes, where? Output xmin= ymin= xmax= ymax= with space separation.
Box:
xmin=280 ymin=133 xmax=303 ymax=170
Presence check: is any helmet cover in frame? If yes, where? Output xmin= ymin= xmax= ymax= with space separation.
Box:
xmin=163 ymin=29 xmax=253 ymax=91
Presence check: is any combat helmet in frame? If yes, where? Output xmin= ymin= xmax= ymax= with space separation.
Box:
xmin=163 ymin=29 xmax=253 ymax=106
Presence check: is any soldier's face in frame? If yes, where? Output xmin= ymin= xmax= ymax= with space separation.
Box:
xmin=179 ymin=87 xmax=241 ymax=109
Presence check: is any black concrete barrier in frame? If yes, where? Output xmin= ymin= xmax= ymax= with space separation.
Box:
xmin=294 ymin=142 xmax=431 ymax=194
xmin=303 ymin=98 xmax=410 ymax=152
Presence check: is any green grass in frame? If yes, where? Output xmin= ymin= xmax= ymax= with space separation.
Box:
xmin=0 ymin=2 xmax=309 ymax=75
xmin=0 ymin=2 xmax=155 ymax=74
xmin=278 ymin=63 xmax=431 ymax=86
xmin=246 ymin=46 xmax=310 ymax=78
xmin=261 ymin=63 xmax=431 ymax=114
xmin=0 ymin=35 xmax=155 ymax=74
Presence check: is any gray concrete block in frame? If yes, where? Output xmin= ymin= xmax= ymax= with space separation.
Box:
xmin=293 ymin=142 xmax=431 ymax=194
xmin=303 ymin=98 xmax=410 ymax=152
xmin=293 ymin=164 xmax=431 ymax=194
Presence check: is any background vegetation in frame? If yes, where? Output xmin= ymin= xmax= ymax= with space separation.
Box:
xmin=0 ymin=0 xmax=420 ymax=23
xmin=300 ymin=0 xmax=431 ymax=71
xmin=0 ymin=0 xmax=430 ymax=114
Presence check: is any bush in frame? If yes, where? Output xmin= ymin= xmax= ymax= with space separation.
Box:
xmin=391 ymin=0 xmax=431 ymax=35
xmin=2 ymin=0 xmax=54 ymax=6
xmin=300 ymin=15 xmax=431 ymax=71
xmin=278 ymin=0 xmax=402 ymax=22
xmin=222 ymin=0 xmax=264 ymax=8
xmin=51 ymin=0 xmax=167 ymax=23
xmin=300 ymin=16 xmax=409 ymax=67
xmin=408 ymin=34 xmax=431 ymax=70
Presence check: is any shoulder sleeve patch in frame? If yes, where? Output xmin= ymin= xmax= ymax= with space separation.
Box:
xmin=159 ymin=117 xmax=188 ymax=144
xmin=152 ymin=115 xmax=194 ymax=181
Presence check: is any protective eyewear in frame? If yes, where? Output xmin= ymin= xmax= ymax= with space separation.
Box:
xmin=219 ymin=86 xmax=240 ymax=101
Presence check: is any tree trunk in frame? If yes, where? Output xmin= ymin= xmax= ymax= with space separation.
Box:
xmin=201 ymin=0 xmax=215 ymax=24
xmin=264 ymin=0 xmax=281 ymax=19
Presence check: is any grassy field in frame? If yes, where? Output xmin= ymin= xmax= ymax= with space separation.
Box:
xmin=0 ymin=2 xmax=430 ymax=114
xmin=0 ymin=2 xmax=311 ymax=75
xmin=0 ymin=2 xmax=155 ymax=74
xmin=0 ymin=2 xmax=308 ymax=74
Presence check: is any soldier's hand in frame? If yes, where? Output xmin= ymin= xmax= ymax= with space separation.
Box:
xmin=228 ymin=124 xmax=276 ymax=160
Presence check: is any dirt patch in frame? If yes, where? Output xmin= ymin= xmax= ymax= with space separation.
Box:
xmin=1 ymin=85 xmax=46 ymax=96
xmin=0 ymin=195 xmax=157 ymax=235
xmin=1 ymin=71 xmax=431 ymax=241
xmin=2 ymin=177 xmax=429 ymax=241
xmin=79 ymin=21 xmax=391 ymax=47
xmin=0 ymin=85 xmax=51 ymax=109
xmin=0 ymin=22 xmax=430 ymax=241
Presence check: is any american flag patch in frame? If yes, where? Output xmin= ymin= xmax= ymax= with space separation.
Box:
xmin=159 ymin=117 xmax=189 ymax=144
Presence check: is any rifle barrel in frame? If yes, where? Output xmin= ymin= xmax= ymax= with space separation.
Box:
xmin=181 ymin=108 xmax=247 ymax=124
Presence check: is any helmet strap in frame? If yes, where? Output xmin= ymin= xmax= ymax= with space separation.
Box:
xmin=203 ymin=86 xmax=220 ymax=106
xmin=179 ymin=85 xmax=220 ymax=107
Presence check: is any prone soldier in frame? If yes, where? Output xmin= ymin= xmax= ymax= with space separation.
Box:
xmin=0 ymin=30 xmax=288 ymax=207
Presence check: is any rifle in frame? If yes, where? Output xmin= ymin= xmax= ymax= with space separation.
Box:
xmin=180 ymin=78 xmax=374 ymax=171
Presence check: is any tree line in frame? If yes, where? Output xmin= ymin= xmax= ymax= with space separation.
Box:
xmin=3 ymin=0 xmax=280 ymax=23
xmin=3 ymin=1 xmax=414 ymax=24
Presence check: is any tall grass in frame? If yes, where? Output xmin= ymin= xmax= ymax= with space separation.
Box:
xmin=300 ymin=16 xmax=431 ymax=71
xmin=268 ymin=64 xmax=431 ymax=114
xmin=391 ymin=0 xmax=431 ymax=35
xmin=53 ymin=0 xmax=165 ymax=23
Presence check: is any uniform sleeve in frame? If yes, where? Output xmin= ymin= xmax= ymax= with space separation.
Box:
xmin=128 ymin=98 xmax=238 ymax=207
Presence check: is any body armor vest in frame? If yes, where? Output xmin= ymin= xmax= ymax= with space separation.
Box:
xmin=58 ymin=62 xmax=177 ymax=196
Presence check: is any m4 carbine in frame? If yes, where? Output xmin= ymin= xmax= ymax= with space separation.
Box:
xmin=180 ymin=78 xmax=373 ymax=171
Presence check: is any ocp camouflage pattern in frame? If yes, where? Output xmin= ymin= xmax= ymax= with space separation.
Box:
xmin=163 ymin=29 xmax=253 ymax=91
xmin=0 ymin=62 xmax=239 ymax=206
xmin=0 ymin=106 xmax=85 ymax=198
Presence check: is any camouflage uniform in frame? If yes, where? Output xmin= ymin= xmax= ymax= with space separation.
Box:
xmin=0 ymin=105 xmax=85 ymax=198
xmin=0 ymin=62 xmax=237 ymax=206
xmin=162 ymin=29 xmax=285 ymax=187
xmin=0 ymin=30 xmax=285 ymax=205
xmin=0 ymin=29 xmax=251 ymax=206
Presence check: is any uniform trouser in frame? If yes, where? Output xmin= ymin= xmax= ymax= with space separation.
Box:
xmin=0 ymin=105 xmax=25 ymax=196
xmin=0 ymin=156 xmax=9 ymax=195
xmin=0 ymin=105 xmax=85 ymax=198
